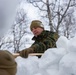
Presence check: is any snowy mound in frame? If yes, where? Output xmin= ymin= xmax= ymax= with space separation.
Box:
xmin=15 ymin=36 xmax=76 ymax=75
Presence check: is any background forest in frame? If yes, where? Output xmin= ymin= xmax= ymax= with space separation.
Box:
xmin=0 ymin=0 xmax=76 ymax=53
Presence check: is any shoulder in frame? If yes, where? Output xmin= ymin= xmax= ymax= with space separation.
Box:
xmin=41 ymin=30 xmax=50 ymax=36
xmin=43 ymin=30 xmax=59 ymax=36
xmin=50 ymin=31 xmax=59 ymax=41
xmin=43 ymin=30 xmax=50 ymax=34
xmin=43 ymin=30 xmax=57 ymax=35
xmin=50 ymin=31 xmax=57 ymax=34
xmin=44 ymin=30 xmax=59 ymax=40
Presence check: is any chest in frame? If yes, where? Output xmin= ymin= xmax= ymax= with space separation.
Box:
xmin=35 ymin=35 xmax=48 ymax=42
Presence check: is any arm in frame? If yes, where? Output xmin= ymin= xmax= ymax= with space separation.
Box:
xmin=31 ymin=38 xmax=55 ymax=53
xmin=19 ymin=32 xmax=59 ymax=58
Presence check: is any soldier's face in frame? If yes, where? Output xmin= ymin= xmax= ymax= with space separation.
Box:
xmin=32 ymin=27 xmax=44 ymax=37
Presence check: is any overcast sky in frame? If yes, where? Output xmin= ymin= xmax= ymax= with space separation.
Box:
xmin=20 ymin=2 xmax=41 ymax=21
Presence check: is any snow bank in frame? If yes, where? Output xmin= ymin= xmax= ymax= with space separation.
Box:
xmin=15 ymin=36 xmax=76 ymax=75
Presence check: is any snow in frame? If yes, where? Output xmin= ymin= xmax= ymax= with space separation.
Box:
xmin=15 ymin=36 xmax=76 ymax=75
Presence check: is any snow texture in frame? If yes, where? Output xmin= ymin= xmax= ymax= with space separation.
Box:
xmin=15 ymin=36 xmax=76 ymax=75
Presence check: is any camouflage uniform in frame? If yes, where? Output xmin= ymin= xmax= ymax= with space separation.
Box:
xmin=31 ymin=30 xmax=59 ymax=53
xmin=20 ymin=30 xmax=59 ymax=58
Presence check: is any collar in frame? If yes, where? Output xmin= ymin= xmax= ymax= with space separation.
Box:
xmin=32 ymin=30 xmax=49 ymax=40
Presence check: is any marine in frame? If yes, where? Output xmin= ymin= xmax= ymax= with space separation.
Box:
xmin=19 ymin=20 xmax=59 ymax=58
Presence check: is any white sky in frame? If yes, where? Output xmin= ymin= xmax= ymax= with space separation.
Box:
xmin=19 ymin=2 xmax=50 ymax=31
xmin=20 ymin=2 xmax=40 ymax=21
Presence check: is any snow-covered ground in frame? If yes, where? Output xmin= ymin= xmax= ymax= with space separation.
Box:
xmin=15 ymin=36 xmax=76 ymax=75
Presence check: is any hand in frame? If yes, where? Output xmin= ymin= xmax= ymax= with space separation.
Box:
xmin=19 ymin=48 xmax=34 ymax=58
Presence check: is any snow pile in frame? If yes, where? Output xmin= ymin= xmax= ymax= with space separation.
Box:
xmin=15 ymin=36 xmax=76 ymax=75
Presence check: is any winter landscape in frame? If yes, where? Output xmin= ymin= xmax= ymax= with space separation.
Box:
xmin=0 ymin=0 xmax=76 ymax=75
xmin=16 ymin=36 xmax=76 ymax=75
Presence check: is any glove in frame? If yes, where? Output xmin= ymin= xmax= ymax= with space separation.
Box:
xmin=19 ymin=48 xmax=34 ymax=58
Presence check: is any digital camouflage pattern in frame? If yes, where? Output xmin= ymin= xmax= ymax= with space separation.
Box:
xmin=30 ymin=30 xmax=59 ymax=53
xmin=19 ymin=30 xmax=59 ymax=58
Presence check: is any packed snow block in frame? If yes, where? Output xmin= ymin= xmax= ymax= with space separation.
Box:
xmin=56 ymin=36 xmax=69 ymax=52
xmin=39 ymin=48 xmax=66 ymax=69
xmin=15 ymin=56 xmax=39 ymax=75
xmin=38 ymin=48 xmax=66 ymax=75
xmin=14 ymin=36 xmax=76 ymax=75
xmin=68 ymin=36 xmax=76 ymax=52
xmin=34 ymin=73 xmax=42 ymax=75
xmin=46 ymin=68 xmax=59 ymax=75
xmin=59 ymin=53 xmax=76 ymax=75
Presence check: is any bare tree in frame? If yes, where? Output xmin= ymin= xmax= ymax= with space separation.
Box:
xmin=62 ymin=9 xmax=76 ymax=38
xmin=27 ymin=0 xmax=53 ymax=31
xmin=12 ymin=9 xmax=28 ymax=53
xmin=27 ymin=0 xmax=76 ymax=36
xmin=0 ymin=36 xmax=5 ymax=49
xmin=0 ymin=34 xmax=13 ymax=50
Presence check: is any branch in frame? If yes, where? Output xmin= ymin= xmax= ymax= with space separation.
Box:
xmin=57 ymin=0 xmax=71 ymax=28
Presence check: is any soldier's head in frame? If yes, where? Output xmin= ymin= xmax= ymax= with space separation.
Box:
xmin=30 ymin=20 xmax=44 ymax=37
xmin=0 ymin=50 xmax=17 ymax=75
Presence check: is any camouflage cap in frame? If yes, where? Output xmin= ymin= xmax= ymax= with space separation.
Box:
xmin=30 ymin=20 xmax=44 ymax=31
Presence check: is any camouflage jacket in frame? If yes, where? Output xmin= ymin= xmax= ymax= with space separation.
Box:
xmin=30 ymin=30 xmax=59 ymax=53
